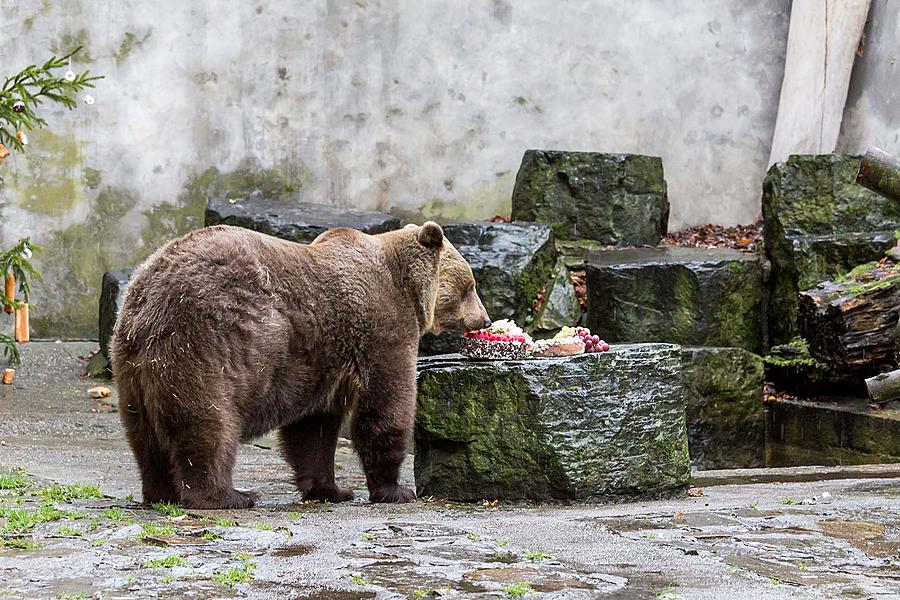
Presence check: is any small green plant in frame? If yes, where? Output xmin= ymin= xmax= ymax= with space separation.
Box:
xmin=89 ymin=537 xmax=107 ymax=547
xmin=213 ymin=556 xmax=256 ymax=587
xmin=213 ymin=517 xmax=236 ymax=527
xmin=143 ymin=555 xmax=188 ymax=569
xmin=39 ymin=482 xmax=102 ymax=503
xmin=160 ymin=574 xmax=175 ymax=584
xmin=287 ymin=512 xmax=305 ymax=521
xmin=0 ymin=504 xmax=64 ymax=532
xmin=0 ymin=239 xmax=41 ymax=364
xmin=151 ymin=501 xmax=185 ymax=517
xmin=349 ymin=574 xmax=368 ymax=586
xmin=102 ymin=508 xmax=126 ymax=521
xmin=796 ymin=561 xmax=808 ymax=571
xmin=360 ymin=533 xmax=377 ymax=542
xmin=54 ymin=524 xmax=83 ymax=536
xmin=250 ymin=521 xmax=272 ymax=531
xmin=201 ymin=530 xmax=221 ymax=541
xmin=495 ymin=538 xmax=509 ymax=547
xmin=124 ymin=494 xmax=135 ymax=503
xmin=781 ymin=498 xmax=800 ymax=505
xmin=640 ymin=532 xmax=658 ymax=539
xmin=466 ymin=532 xmax=481 ymax=542
xmin=55 ymin=594 xmax=88 ymax=600
xmin=0 ymin=536 xmax=43 ymax=549
xmin=139 ymin=522 xmax=174 ymax=539
xmin=503 ymin=582 xmax=531 ymax=597
xmin=524 ymin=550 xmax=554 ymax=562
xmin=0 ymin=467 xmax=30 ymax=490
xmin=413 ymin=589 xmax=434 ymax=599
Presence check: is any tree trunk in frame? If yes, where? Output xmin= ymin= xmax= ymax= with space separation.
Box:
xmin=857 ymin=146 xmax=900 ymax=202
xmin=799 ymin=279 xmax=900 ymax=375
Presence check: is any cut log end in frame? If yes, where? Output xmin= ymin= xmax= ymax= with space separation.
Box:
xmin=856 ymin=146 xmax=900 ymax=202
xmin=866 ymin=368 xmax=900 ymax=406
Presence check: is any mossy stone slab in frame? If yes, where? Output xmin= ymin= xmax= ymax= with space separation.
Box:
xmin=681 ymin=347 xmax=765 ymax=469
xmin=585 ymin=247 xmax=765 ymax=353
xmin=511 ymin=150 xmax=668 ymax=245
xmin=415 ymin=345 xmax=689 ymax=502
xmin=762 ymin=154 xmax=900 ymax=344
xmin=205 ymin=197 xmax=401 ymax=243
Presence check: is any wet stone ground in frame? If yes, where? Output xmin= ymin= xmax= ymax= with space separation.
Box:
xmin=0 ymin=343 xmax=899 ymax=599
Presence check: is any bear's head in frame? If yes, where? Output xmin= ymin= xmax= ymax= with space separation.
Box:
xmin=396 ymin=222 xmax=491 ymax=335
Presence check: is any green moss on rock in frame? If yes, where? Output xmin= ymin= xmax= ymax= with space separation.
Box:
xmin=681 ymin=347 xmax=765 ymax=469
xmin=511 ymin=150 xmax=668 ymax=245
xmin=415 ymin=345 xmax=690 ymax=502
xmin=762 ymin=154 xmax=900 ymax=344
xmin=585 ymin=247 xmax=765 ymax=353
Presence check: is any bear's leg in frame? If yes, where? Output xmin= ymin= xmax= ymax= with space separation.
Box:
xmin=120 ymin=396 xmax=179 ymax=505
xmin=279 ymin=412 xmax=354 ymax=502
xmin=169 ymin=419 xmax=258 ymax=510
xmin=352 ymin=361 xmax=417 ymax=503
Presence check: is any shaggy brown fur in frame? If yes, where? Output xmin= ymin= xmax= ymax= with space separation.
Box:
xmin=111 ymin=222 xmax=489 ymax=508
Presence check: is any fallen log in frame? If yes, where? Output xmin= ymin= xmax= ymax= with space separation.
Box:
xmin=856 ymin=146 xmax=900 ymax=202
xmin=798 ymin=264 xmax=900 ymax=375
xmin=865 ymin=368 xmax=900 ymax=407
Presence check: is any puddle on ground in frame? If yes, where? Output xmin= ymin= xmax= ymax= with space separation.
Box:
xmin=596 ymin=506 xmax=900 ymax=598
xmin=339 ymin=521 xmax=628 ymax=598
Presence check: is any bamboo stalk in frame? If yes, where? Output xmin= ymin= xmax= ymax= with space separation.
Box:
xmin=856 ymin=146 xmax=900 ymax=202
xmin=14 ymin=303 xmax=29 ymax=343
xmin=4 ymin=275 xmax=13 ymax=314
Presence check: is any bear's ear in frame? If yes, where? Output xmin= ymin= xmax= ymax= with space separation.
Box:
xmin=417 ymin=221 xmax=444 ymax=250
xmin=403 ymin=223 xmax=418 ymax=230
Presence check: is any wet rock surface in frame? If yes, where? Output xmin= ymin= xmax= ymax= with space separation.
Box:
xmin=415 ymin=346 xmax=690 ymax=501
xmin=585 ymin=247 xmax=766 ymax=353
xmin=533 ymin=259 xmax=583 ymax=332
xmin=511 ymin=150 xmax=669 ymax=245
xmin=419 ymin=221 xmax=555 ymax=355
xmin=205 ymin=196 xmax=401 ymax=243
xmin=765 ymin=396 xmax=900 ymax=466
xmin=681 ymin=347 xmax=765 ymax=470
xmin=762 ymin=154 xmax=900 ymax=344
xmin=93 ymin=268 xmax=134 ymax=377
xmin=1 ymin=343 xmax=899 ymax=599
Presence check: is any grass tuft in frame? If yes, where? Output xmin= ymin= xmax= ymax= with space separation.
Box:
xmin=143 ymin=555 xmax=188 ymax=569
xmin=503 ymin=582 xmax=532 ymax=597
xmin=151 ymin=502 xmax=185 ymax=517
xmin=39 ymin=483 xmax=102 ymax=503
xmin=212 ymin=556 xmax=256 ymax=587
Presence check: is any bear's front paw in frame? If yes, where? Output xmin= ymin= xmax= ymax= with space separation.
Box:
xmin=303 ymin=484 xmax=354 ymax=503
xmin=368 ymin=485 xmax=416 ymax=503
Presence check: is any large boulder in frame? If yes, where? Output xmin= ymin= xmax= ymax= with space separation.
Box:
xmin=91 ymin=269 xmax=133 ymax=377
xmin=511 ymin=150 xmax=668 ymax=245
xmin=585 ymin=247 xmax=766 ymax=353
xmin=205 ymin=197 xmax=401 ymax=243
xmin=681 ymin=347 xmax=765 ymax=470
xmin=762 ymin=154 xmax=900 ymax=344
xmin=415 ymin=345 xmax=690 ymax=502
xmin=419 ymin=221 xmax=555 ymax=355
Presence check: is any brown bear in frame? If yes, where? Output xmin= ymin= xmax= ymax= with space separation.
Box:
xmin=111 ymin=222 xmax=490 ymax=508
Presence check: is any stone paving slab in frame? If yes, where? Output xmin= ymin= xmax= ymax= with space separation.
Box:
xmin=0 ymin=343 xmax=898 ymax=599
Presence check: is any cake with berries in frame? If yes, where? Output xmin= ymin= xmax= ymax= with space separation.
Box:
xmin=460 ymin=318 xmax=534 ymax=360
xmin=532 ymin=326 xmax=610 ymax=358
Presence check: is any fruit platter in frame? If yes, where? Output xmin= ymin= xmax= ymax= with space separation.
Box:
xmin=460 ymin=321 xmax=609 ymax=361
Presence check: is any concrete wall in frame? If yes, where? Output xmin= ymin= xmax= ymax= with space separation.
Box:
xmin=0 ymin=0 xmax=792 ymax=338
xmin=838 ymin=0 xmax=900 ymax=156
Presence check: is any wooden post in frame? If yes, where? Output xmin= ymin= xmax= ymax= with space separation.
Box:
xmin=14 ymin=303 xmax=29 ymax=343
xmin=4 ymin=275 xmax=13 ymax=314
xmin=865 ymin=369 xmax=900 ymax=407
xmin=857 ymin=146 xmax=900 ymax=202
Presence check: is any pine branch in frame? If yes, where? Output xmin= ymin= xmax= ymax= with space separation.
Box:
xmin=0 ymin=47 xmax=102 ymax=153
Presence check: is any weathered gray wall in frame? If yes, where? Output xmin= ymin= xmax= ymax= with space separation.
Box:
xmin=838 ymin=0 xmax=900 ymax=156
xmin=0 ymin=0 xmax=792 ymax=338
